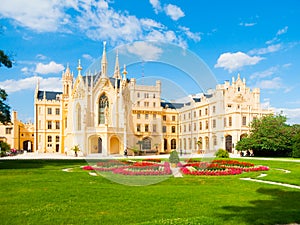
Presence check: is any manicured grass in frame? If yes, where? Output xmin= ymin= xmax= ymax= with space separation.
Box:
xmin=0 ymin=159 xmax=299 ymax=225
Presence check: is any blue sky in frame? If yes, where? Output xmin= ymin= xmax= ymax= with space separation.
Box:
xmin=0 ymin=0 xmax=300 ymax=124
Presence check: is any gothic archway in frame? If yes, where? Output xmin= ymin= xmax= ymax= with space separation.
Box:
xmin=110 ymin=136 xmax=120 ymax=154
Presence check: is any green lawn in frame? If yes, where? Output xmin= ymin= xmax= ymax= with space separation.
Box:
xmin=0 ymin=158 xmax=299 ymax=225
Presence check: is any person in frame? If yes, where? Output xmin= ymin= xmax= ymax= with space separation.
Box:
xmin=124 ymin=148 xmax=128 ymax=157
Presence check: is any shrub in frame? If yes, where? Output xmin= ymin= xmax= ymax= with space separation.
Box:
xmin=215 ymin=148 xmax=229 ymax=158
xmin=169 ymin=150 xmax=180 ymax=164
xmin=0 ymin=141 xmax=11 ymax=157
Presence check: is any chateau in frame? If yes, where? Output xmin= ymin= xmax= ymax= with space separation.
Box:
xmin=3 ymin=43 xmax=273 ymax=156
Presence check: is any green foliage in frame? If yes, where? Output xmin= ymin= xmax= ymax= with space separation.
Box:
xmin=169 ymin=150 xmax=180 ymax=164
xmin=0 ymin=141 xmax=11 ymax=157
xmin=0 ymin=88 xmax=11 ymax=124
xmin=72 ymin=145 xmax=80 ymax=152
xmin=236 ymin=114 xmax=297 ymax=157
xmin=215 ymin=148 xmax=229 ymax=158
xmin=292 ymin=132 xmax=300 ymax=158
xmin=0 ymin=50 xmax=12 ymax=68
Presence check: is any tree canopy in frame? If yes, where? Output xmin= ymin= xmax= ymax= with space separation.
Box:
xmin=0 ymin=88 xmax=11 ymax=124
xmin=0 ymin=50 xmax=12 ymax=68
xmin=236 ymin=114 xmax=299 ymax=157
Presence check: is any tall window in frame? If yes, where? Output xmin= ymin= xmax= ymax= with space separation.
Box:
xmin=99 ymin=95 xmax=109 ymax=124
xmin=145 ymin=124 xmax=149 ymax=132
xmin=212 ymin=119 xmax=216 ymax=128
xmin=163 ymin=115 xmax=166 ymax=121
xmin=137 ymin=113 xmax=140 ymax=119
xmin=145 ymin=114 xmax=149 ymax=119
xmin=56 ymin=121 xmax=60 ymax=130
xmin=55 ymin=108 xmax=60 ymax=115
xmin=171 ymin=126 xmax=176 ymax=133
xmin=213 ymin=135 xmax=217 ymax=145
xmin=171 ymin=139 xmax=176 ymax=149
xmin=229 ymin=116 xmax=232 ymax=126
xmin=153 ymin=124 xmax=157 ymax=132
xmin=172 ymin=115 xmax=176 ymax=121
xmin=47 ymin=121 xmax=52 ymax=129
xmin=205 ymin=120 xmax=208 ymax=129
xmin=224 ymin=118 xmax=227 ymax=127
xmin=47 ymin=135 xmax=52 ymax=143
xmin=162 ymin=126 xmax=166 ymax=133
xmin=199 ymin=122 xmax=202 ymax=130
xmin=5 ymin=127 xmax=12 ymax=134
xmin=76 ymin=104 xmax=81 ymax=130
xmin=47 ymin=108 xmax=52 ymax=115
xmin=242 ymin=116 xmax=247 ymax=126
xmin=56 ymin=136 xmax=60 ymax=142
xmin=137 ymin=124 xmax=141 ymax=132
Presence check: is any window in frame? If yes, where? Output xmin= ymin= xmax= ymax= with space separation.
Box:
xmin=5 ymin=127 xmax=12 ymax=134
xmin=76 ymin=104 xmax=81 ymax=130
xmin=184 ymin=125 xmax=186 ymax=132
xmin=145 ymin=124 xmax=149 ymax=132
xmin=39 ymin=120 xmax=41 ymax=129
xmin=199 ymin=122 xmax=202 ymax=130
xmin=144 ymin=93 xmax=149 ymax=98
xmin=205 ymin=120 xmax=209 ymax=129
xmin=56 ymin=136 xmax=60 ymax=142
xmin=213 ymin=106 xmax=216 ymax=113
xmin=47 ymin=135 xmax=52 ymax=143
xmin=137 ymin=124 xmax=141 ymax=132
xmin=227 ymin=104 xmax=232 ymax=108
xmin=153 ymin=102 xmax=156 ymax=107
xmin=194 ymin=111 xmax=196 ymax=118
xmin=47 ymin=108 xmax=52 ymax=115
xmin=199 ymin=110 xmax=202 ymax=116
xmin=145 ymin=114 xmax=149 ymax=119
xmin=162 ymin=126 xmax=166 ymax=133
xmin=212 ymin=119 xmax=216 ymax=128
xmin=144 ymin=102 xmax=149 ymax=107
xmin=172 ymin=126 xmax=176 ymax=133
xmin=55 ymin=108 xmax=60 ymax=115
xmin=153 ymin=93 xmax=155 ymax=98
xmin=153 ymin=114 xmax=156 ymax=119
xmin=242 ymin=116 xmax=247 ymax=126
xmin=213 ymin=135 xmax=217 ymax=146
xmin=142 ymin=138 xmax=151 ymax=150
xmin=188 ymin=138 xmax=192 ymax=149
xmin=171 ymin=139 xmax=176 ymax=149
xmin=56 ymin=121 xmax=60 ymax=129
xmin=172 ymin=115 xmax=175 ymax=121
xmin=205 ymin=108 xmax=208 ymax=115
xmin=137 ymin=101 xmax=140 ymax=107
xmin=224 ymin=118 xmax=227 ymax=127
xmin=153 ymin=124 xmax=157 ymax=132
xmin=47 ymin=121 xmax=52 ymax=129
xmin=194 ymin=123 xmax=196 ymax=131
xmin=137 ymin=113 xmax=140 ymax=119
xmin=229 ymin=116 xmax=232 ymax=126
xmin=163 ymin=115 xmax=166 ymax=121
xmin=188 ymin=124 xmax=191 ymax=131
xmin=65 ymin=117 xmax=67 ymax=128
xmin=99 ymin=95 xmax=109 ymax=124
xmin=137 ymin=92 xmax=140 ymax=98
xmin=238 ymin=87 xmax=240 ymax=92
xmin=183 ymin=114 xmax=186 ymax=120
xmin=188 ymin=113 xmax=191 ymax=119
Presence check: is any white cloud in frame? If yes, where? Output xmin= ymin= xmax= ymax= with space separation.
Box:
xmin=0 ymin=0 xmax=70 ymax=32
xmin=215 ymin=52 xmax=264 ymax=72
xmin=277 ymin=26 xmax=288 ymax=35
xmin=248 ymin=44 xmax=281 ymax=55
xmin=164 ymin=4 xmax=185 ymax=21
xmin=239 ymin=22 xmax=256 ymax=27
xmin=0 ymin=0 xmax=197 ymax=48
xmin=178 ymin=26 xmax=201 ymax=42
xmin=82 ymin=54 xmax=94 ymax=61
xmin=274 ymin=108 xmax=300 ymax=125
xmin=125 ymin=42 xmax=163 ymax=61
xmin=36 ymin=54 xmax=48 ymax=60
xmin=0 ymin=76 xmax=61 ymax=93
xmin=250 ymin=66 xmax=278 ymax=79
xmin=255 ymin=77 xmax=282 ymax=89
xmin=149 ymin=0 xmax=162 ymax=14
xmin=35 ymin=61 xmax=65 ymax=74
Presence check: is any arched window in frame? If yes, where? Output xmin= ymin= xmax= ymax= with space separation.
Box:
xmin=99 ymin=95 xmax=109 ymax=124
xmin=171 ymin=139 xmax=176 ymax=150
xmin=76 ymin=104 xmax=81 ymax=130
xmin=142 ymin=137 xmax=151 ymax=150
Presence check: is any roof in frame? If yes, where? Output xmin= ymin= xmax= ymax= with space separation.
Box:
xmin=161 ymin=102 xmax=184 ymax=109
xmin=37 ymin=91 xmax=62 ymax=100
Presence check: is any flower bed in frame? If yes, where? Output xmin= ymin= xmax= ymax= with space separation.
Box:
xmin=180 ymin=159 xmax=269 ymax=176
xmin=82 ymin=160 xmax=171 ymax=176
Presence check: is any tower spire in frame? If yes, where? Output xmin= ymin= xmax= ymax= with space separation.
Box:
xmin=77 ymin=59 xmax=82 ymax=76
xmin=122 ymin=64 xmax=127 ymax=81
xmin=113 ymin=49 xmax=121 ymax=79
xmin=101 ymin=41 xmax=107 ymax=78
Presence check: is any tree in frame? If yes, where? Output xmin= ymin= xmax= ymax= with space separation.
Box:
xmin=236 ymin=114 xmax=293 ymax=156
xmin=0 ymin=50 xmax=12 ymax=68
xmin=0 ymin=88 xmax=11 ymax=124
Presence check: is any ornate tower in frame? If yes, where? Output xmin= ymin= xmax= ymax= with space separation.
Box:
xmin=101 ymin=41 xmax=108 ymax=78
xmin=62 ymin=64 xmax=73 ymax=98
